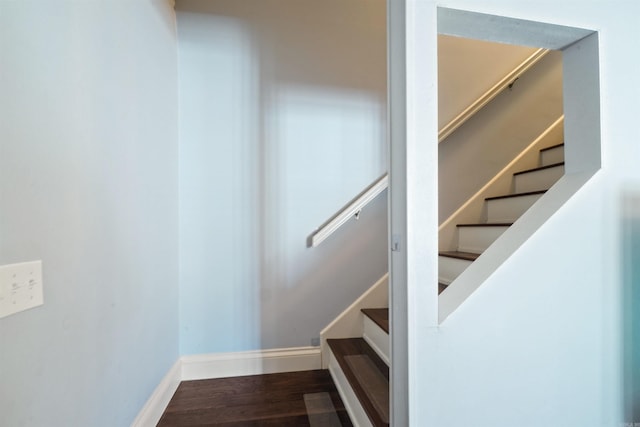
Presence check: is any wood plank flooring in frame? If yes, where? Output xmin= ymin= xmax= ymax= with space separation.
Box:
xmin=157 ymin=370 xmax=353 ymax=426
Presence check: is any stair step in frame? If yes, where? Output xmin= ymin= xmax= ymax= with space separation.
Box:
xmin=485 ymin=190 xmax=547 ymax=201
xmin=485 ymin=190 xmax=546 ymax=223
xmin=439 ymin=282 xmax=448 ymax=294
xmin=456 ymin=223 xmax=511 ymax=253
xmin=540 ymin=143 xmax=565 ymax=166
xmin=439 ymin=251 xmax=479 ymax=284
xmin=457 ymin=222 xmax=513 ymax=227
xmin=327 ymin=338 xmax=389 ymax=427
xmin=540 ymin=142 xmax=564 ymax=151
xmin=439 ymin=251 xmax=481 ymax=261
xmin=513 ymin=162 xmax=564 ymax=193
xmin=361 ymin=308 xmax=388 ymax=334
xmin=361 ymin=309 xmax=389 ymax=364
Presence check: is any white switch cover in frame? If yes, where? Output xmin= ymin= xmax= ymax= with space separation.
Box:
xmin=0 ymin=261 xmax=44 ymax=319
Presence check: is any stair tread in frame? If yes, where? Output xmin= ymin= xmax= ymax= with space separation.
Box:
xmin=485 ymin=190 xmax=546 ymax=201
xmin=361 ymin=308 xmax=389 ymax=334
xmin=513 ymin=161 xmax=564 ymax=176
xmin=327 ymin=338 xmax=389 ymax=427
xmin=439 ymin=251 xmax=480 ymax=261
xmin=539 ymin=142 xmax=565 ymax=152
xmin=439 ymin=282 xmax=448 ymax=294
xmin=457 ymin=222 xmax=512 ymax=227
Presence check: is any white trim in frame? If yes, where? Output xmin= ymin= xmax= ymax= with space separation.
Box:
xmin=309 ymin=174 xmax=388 ymax=247
xmin=130 ymin=360 xmax=181 ymax=427
xmin=438 ymin=48 xmax=549 ymax=142
xmin=180 ymin=346 xmax=321 ymax=381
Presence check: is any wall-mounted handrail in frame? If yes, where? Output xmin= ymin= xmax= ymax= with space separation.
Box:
xmin=438 ymin=48 xmax=549 ymax=142
xmin=309 ymin=48 xmax=549 ymax=247
xmin=308 ymin=173 xmax=388 ymax=247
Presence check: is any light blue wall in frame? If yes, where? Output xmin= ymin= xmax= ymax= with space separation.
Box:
xmin=0 ymin=1 xmax=179 ymax=425
xmin=623 ymin=196 xmax=640 ymax=422
xmin=176 ymin=0 xmax=388 ymax=354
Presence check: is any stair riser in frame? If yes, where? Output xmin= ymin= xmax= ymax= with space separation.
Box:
xmin=514 ymin=165 xmax=564 ymax=193
xmin=439 ymin=256 xmax=472 ymax=284
xmin=457 ymin=226 xmax=510 ymax=253
xmin=486 ymin=193 xmax=543 ymax=223
xmin=540 ymin=146 xmax=565 ymax=166
xmin=363 ymin=316 xmax=389 ymax=365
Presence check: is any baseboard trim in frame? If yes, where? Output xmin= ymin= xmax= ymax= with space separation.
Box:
xmin=130 ymin=359 xmax=182 ymax=427
xmin=181 ymin=346 xmax=322 ymax=381
xmin=132 ymin=346 xmax=322 ymax=425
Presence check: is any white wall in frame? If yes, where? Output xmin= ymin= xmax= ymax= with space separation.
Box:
xmin=392 ymin=1 xmax=640 ymax=426
xmin=0 ymin=2 xmax=179 ymax=426
xmin=176 ymin=0 xmax=388 ymax=354
xmin=438 ymin=35 xmax=538 ymax=130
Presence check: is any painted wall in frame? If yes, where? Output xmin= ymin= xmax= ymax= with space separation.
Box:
xmin=623 ymin=195 xmax=640 ymax=422
xmin=176 ymin=0 xmax=388 ymax=354
xmin=439 ymin=49 xmax=563 ymax=222
xmin=392 ymin=1 xmax=640 ymax=426
xmin=0 ymin=1 xmax=179 ymax=426
xmin=438 ymin=35 xmax=538 ymax=130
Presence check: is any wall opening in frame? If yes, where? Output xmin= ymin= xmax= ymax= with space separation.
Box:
xmin=436 ymin=8 xmax=601 ymax=321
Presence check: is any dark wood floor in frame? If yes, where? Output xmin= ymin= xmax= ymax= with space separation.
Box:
xmin=157 ymin=370 xmax=353 ymax=426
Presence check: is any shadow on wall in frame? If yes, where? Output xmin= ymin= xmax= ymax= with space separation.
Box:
xmin=623 ymin=193 xmax=640 ymax=424
xmin=176 ymin=0 xmax=388 ymax=354
xmin=438 ymin=49 xmax=563 ymax=223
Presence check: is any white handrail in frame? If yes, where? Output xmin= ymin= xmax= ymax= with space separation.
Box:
xmin=438 ymin=48 xmax=549 ymax=142
xmin=309 ymin=48 xmax=549 ymax=247
xmin=308 ymin=173 xmax=388 ymax=247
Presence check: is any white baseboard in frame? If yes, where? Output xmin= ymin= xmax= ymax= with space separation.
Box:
xmin=130 ymin=359 xmax=181 ymax=427
xmin=132 ymin=347 xmax=322 ymax=425
xmin=181 ymin=346 xmax=321 ymax=381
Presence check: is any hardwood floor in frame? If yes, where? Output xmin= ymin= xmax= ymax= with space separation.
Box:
xmin=157 ymin=370 xmax=353 ymax=426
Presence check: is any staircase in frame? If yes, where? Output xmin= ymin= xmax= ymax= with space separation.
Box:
xmin=326 ymin=308 xmax=390 ymax=426
xmin=439 ymin=142 xmax=565 ymax=289
xmin=322 ymin=144 xmax=565 ymax=427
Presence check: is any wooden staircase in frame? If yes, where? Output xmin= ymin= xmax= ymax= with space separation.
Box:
xmin=325 ymin=143 xmax=564 ymax=426
xmin=326 ymin=308 xmax=390 ymax=427
xmin=439 ymin=142 xmax=565 ymax=289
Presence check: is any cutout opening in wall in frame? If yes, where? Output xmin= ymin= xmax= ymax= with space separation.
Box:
xmin=436 ymin=8 xmax=601 ymax=322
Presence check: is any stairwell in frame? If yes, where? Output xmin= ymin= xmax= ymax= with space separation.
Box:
xmin=439 ymin=142 xmax=565 ymax=288
xmin=316 ymin=39 xmax=565 ymax=426
xmin=323 ymin=141 xmax=565 ymax=427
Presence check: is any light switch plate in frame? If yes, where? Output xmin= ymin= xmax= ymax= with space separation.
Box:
xmin=0 ymin=261 xmax=44 ymax=319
